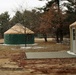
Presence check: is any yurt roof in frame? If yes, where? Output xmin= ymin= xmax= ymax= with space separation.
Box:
xmin=70 ymin=21 xmax=76 ymax=28
xmin=4 ymin=23 xmax=34 ymax=34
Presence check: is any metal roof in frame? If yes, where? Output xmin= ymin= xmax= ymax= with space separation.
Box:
xmin=4 ymin=23 xmax=34 ymax=34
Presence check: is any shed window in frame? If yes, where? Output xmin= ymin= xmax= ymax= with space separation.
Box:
xmin=73 ymin=29 xmax=75 ymax=40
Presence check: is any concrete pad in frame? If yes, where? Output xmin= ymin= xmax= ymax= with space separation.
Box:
xmin=26 ymin=51 xmax=76 ymax=59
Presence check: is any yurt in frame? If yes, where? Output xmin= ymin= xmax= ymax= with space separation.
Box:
xmin=69 ymin=21 xmax=76 ymax=53
xmin=4 ymin=23 xmax=34 ymax=44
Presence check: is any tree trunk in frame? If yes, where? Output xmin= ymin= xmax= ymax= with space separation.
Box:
xmin=56 ymin=27 xmax=63 ymax=43
xmin=0 ymin=28 xmax=4 ymax=38
xmin=43 ymin=34 xmax=47 ymax=42
xmin=60 ymin=28 xmax=63 ymax=43
xmin=56 ymin=31 xmax=59 ymax=43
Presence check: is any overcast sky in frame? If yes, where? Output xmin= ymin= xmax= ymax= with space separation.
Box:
xmin=0 ymin=0 xmax=47 ymax=18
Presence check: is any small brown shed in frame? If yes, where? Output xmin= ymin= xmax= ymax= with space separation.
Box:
xmin=70 ymin=21 xmax=76 ymax=53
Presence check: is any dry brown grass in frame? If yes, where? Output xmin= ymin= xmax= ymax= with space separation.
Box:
xmin=0 ymin=38 xmax=75 ymax=75
xmin=0 ymin=38 xmax=70 ymax=58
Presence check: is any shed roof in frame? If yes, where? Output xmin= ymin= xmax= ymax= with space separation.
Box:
xmin=70 ymin=21 xmax=76 ymax=28
xmin=4 ymin=23 xmax=34 ymax=34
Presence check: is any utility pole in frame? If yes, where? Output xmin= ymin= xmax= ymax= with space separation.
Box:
xmin=23 ymin=19 xmax=26 ymax=47
xmin=74 ymin=0 xmax=76 ymax=12
xmin=56 ymin=0 xmax=63 ymax=43
xmin=25 ymin=26 xmax=26 ymax=47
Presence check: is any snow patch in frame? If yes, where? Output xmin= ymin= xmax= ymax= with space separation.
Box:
xmin=67 ymin=51 xmax=76 ymax=56
xmin=21 ymin=46 xmax=45 ymax=49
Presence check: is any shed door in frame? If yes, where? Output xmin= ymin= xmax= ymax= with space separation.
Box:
xmin=72 ymin=28 xmax=76 ymax=53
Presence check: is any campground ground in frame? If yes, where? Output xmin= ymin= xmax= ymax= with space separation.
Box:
xmin=0 ymin=38 xmax=76 ymax=75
